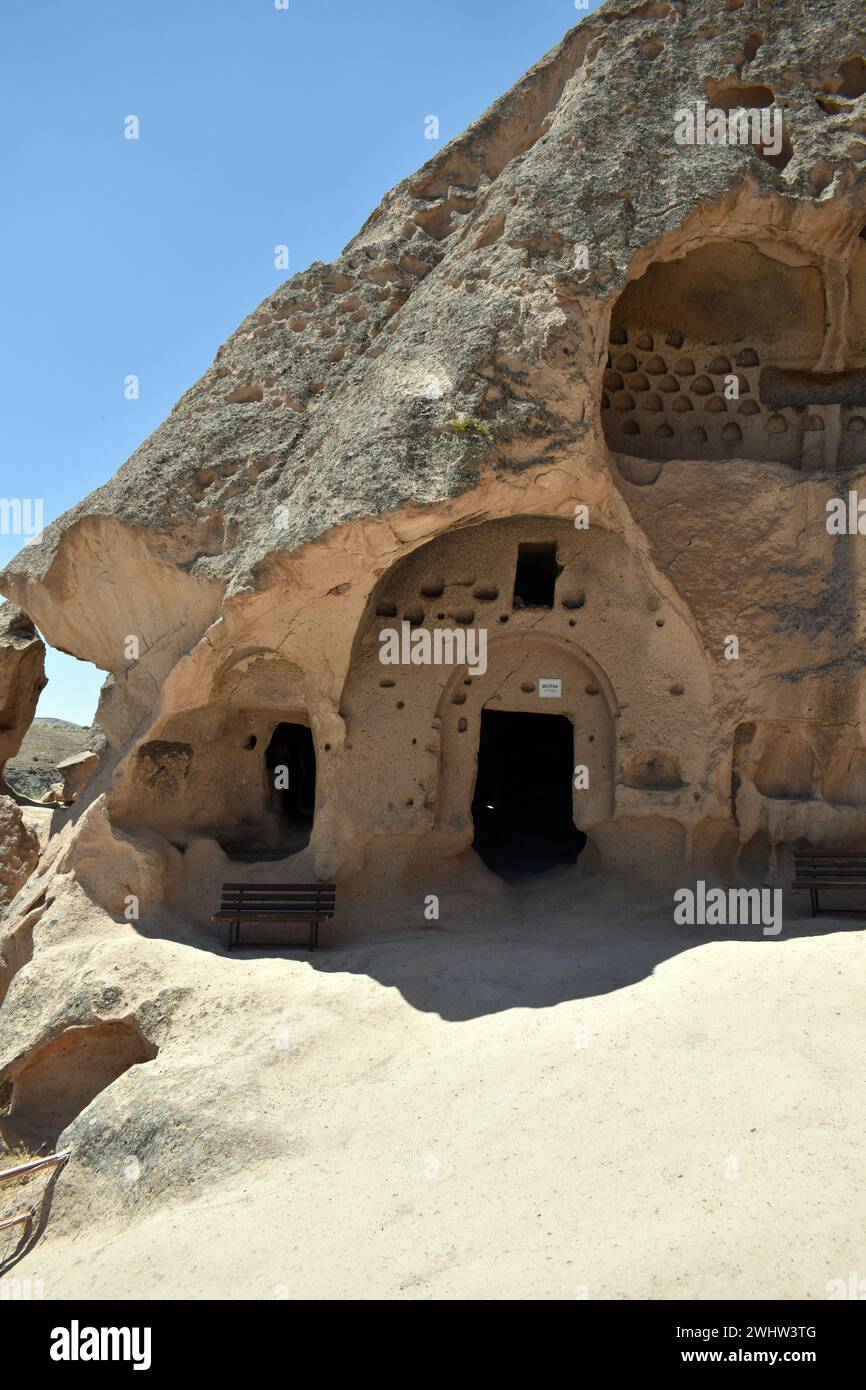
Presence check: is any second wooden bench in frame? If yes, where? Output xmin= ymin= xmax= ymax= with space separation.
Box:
xmin=792 ymin=850 xmax=866 ymax=917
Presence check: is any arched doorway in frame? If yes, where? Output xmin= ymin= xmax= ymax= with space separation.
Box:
xmin=436 ymin=629 xmax=615 ymax=878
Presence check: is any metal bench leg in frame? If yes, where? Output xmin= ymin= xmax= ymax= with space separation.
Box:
xmin=310 ymin=920 xmax=318 ymax=950
xmin=810 ymin=889 xmax=819 ymax=918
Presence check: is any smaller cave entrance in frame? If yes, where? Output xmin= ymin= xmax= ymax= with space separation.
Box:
xmin=265 ymin=722 xmax=316 ymax=851
xmin=471 ymin=709 xmax=585 ymax=879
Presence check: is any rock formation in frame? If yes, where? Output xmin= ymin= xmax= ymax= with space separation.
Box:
xmin=0 ymin=605 xmax=46 ymax=909
xmin=0 ymin=797 xmax=38 ymax=914
xmin=53 ymin=750 xmax=102 ymax=805
xmin=1 ymin=0 xmax=866 ymax=1188
xmin=0 ymin=604 xmax=46 ymax=788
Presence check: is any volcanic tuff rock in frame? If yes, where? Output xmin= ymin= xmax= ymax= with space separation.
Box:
xmin=3 ymin=2 xmax=866 ymax=623
xmin=5 ymin=718 xmax=104 ymax=802
xmin=0 ymin=797 xmax=38 ymax=910
xmin=0 ymin=606 xmax=45 ymax=908
xmin=0 ymin=604 xmax=46 ymax=785
xmin=3 ymin=0 xmax=866 ymax=1248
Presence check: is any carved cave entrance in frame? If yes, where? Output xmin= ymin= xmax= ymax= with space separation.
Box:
xmin=264 ymin=721 xmax=316 ymax=853
xmin=471 ymin=709 xmax=585 ymax=879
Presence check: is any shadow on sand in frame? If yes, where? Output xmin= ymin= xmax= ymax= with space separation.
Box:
xmin=189 ymin=872 xmax=866 ymax=1023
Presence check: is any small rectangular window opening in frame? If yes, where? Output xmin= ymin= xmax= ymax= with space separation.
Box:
xmin=513 ymin=541 xmax=561 ymax=608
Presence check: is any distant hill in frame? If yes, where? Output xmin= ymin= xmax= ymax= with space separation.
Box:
xmin=4 ymin=718 xmax=102 ymax=800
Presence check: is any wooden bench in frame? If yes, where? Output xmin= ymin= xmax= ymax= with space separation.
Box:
xmin=792 ymin=850 xmax=866 ymax=917
xmin=211 ymin=882 xmax=336 ymax=951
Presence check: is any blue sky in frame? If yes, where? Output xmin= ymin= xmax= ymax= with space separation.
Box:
xmin=0 ymin=0 xmax=601 ymax=725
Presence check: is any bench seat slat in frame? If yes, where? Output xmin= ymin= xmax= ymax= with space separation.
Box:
xmin=793 ymin=864 xmax=866 ymax=872
xmin=794 ymin=852 xmax=866 ymax=858
xmin=219 ymin=893 xmax=335 ymax=902
xmin=795 ymin=868 xmax=866 ymax=875
xmin=795 ymin=850 xmax=866 ymax=861
xmin=219 ymin=893 xmax=335 ymax=900
xmin=793 ymin=879 xmax=866 ymax=889
xmin=794 ymin=848 xmax=866 ymax=854
xmin=794 ymin=858 xmax=866 ymax=866
xmin=793 ymin=869 xmax=866 ymax=877
xmin=795 ymin=861 xmax=866 ymax=868
xmin=213 ymin=912 xmax=332 ymax=923
xmin=219 ymin=894 xmax=335 ymax=903
xmin=793 ymin=868 xmax=866 ymax=876
xmin=220 ymin=891 xmax=336 ymax=899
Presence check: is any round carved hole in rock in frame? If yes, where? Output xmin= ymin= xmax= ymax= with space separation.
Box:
xmin=643 ymin=354 xmax=667 ymax=375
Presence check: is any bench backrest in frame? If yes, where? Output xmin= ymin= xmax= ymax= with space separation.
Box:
xmin=219 ymin=882 xmax=336 ymax=915
xmin=794 ymin=851 xmax=866 ymax=877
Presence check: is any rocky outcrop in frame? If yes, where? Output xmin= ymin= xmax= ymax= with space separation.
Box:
xmin=0 ymin=0 xmax=864 ymax=891
xmin=1 ymin=0 xmax=866 ymax=1230
xmin=0 ymin=605 xmax=46 ymax=910
xmin=0 ymin=604 xmax=46 ymax=786
xmin=3 ymin=4 xmax=866 ymax=643
xmin=0 ymin=797 xmax=39 ymax=910
xmin=54 ymin=750 xmax=102 ymax=805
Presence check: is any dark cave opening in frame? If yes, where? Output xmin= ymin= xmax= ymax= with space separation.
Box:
xmin=265 ymin=722 xmax=316 ymax=849
xmin=471 ymin=709 xmax=585 ymax=879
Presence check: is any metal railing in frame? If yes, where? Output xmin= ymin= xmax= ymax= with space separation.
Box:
xmin=0 ymin=1149 xmax=71 ymax=1271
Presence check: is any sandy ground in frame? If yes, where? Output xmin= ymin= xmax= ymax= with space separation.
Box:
xmin=9 ymin=880 xmax=866 ymax=1301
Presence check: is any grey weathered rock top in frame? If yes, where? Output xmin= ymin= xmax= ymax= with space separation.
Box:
xmin=3 ymin=0 xmax=865 ymax=599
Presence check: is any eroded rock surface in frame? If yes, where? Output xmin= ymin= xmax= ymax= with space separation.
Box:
xmin=0 ymin=797 xmax=39 ymax=911
xmin=1 ymin=0 xmax=866 ymax=1246
xmin=0 ymin=604 xmax=46 ymax=786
